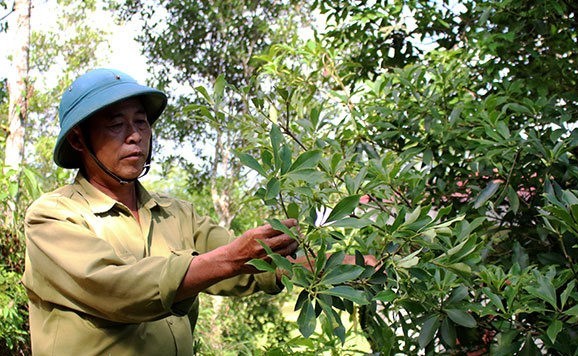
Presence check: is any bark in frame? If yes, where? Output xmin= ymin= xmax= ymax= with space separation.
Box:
xmin=210 ymin=128 xmax=235 ymax=228
xmin=5 ymin=0 xmax=31 ymax=170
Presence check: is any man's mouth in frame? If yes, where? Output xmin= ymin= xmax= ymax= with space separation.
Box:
xmin=123 ymin=151 xmax=144 ymax=159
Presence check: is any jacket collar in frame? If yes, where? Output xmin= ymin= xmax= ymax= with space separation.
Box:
xmin=74 ymin=173 xmax=166 ymax=214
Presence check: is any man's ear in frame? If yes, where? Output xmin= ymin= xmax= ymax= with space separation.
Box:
xmin=67 ymin=127 xmax=85 ymax=152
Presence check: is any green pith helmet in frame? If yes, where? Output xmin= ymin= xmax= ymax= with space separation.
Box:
xmin=54 ymin=68 xmax=168 ymax=169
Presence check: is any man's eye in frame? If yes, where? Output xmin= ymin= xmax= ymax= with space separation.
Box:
xmin=136 ymin=119 xmax=149 ymax=127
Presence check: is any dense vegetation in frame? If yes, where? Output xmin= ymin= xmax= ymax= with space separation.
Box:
xmin=1 ymin=0 xmax=577 ymax=354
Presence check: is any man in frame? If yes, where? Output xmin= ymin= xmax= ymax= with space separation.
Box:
xmin=22 ymin=68 xmax=299 ymax=355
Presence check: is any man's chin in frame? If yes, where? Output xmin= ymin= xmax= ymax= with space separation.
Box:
xmin=118 ymin=166 xmax=145 ymax=180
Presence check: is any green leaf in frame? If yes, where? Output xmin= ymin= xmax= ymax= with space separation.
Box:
xmin=266 ymin=218 xmax=297 ymax=240
xmin=315 ymin=242 xmax=327 ymax=274
xmin=519 ymin=333 xmax=540 ymax=356
xmin=265 ymin=177 xmax=280 ymax=201
xmin=270 ymin=125 xmax=284 ymax=167
xmin=325 ymin=195 xmax=361 ymax=223
xmin=405 ymin=206 xmax=421 ymax=225
xmin=287 ymin=202 xmax=300 ymax=219
xmin=236 ymin=152 xmax=267 ymax=177
xmin=507 ymin=185 xmax=520 ymax=214
xmin=473 ymin=181 xmax=501 ymax=209
xmin=345 ymin=167 xmax=367 ymax=195
xmin=396 ymin=249 xmax=421 ymax=269
xmin=373 ymin=290 xmax=397 ymax=303
xmin=560 ymin=280 xmax=574 ymax=308
xmin=482 ymin=287 xmax=505 ymax=312
xmin=295 ymin=289 xmax=309 ymax=311
xmin=496 ymin=121 xmax=511 ymax=139
xmin=444 ymin=309 xmax=477 ymax=328
xmin=547 ymin=319 xmax=563 ymax=344
xmin=321 ymin=286 xmax=369 ymax=305
xmin=286 ymin=169 xmax=326 ymax=183
xmin=269 ymin=104 xmax=278 ymax=124
xmin=328 ymin=217 xmax=373 ymax=228
xmin=418 ymin=315 xmax=440 ymax=349
xmin=247 ymin=259 xmax=275 ymax=273
xmin=564 ymin=304 xmax=578 ymax=317
xmin=440 ymin=317 xmax=456 ymax=348
xmin=325 ymin=251 xmax=345 ymax=270
xmin=195 ymin=85 xmax=212 ymax=103
xmin=525 ymin=274 xmax=557 ymax=309
xmin=321 ymin=264 xmax=365 ymax=285
xmin=446 ymin=286 xmax=469 ymax=305
xmin=214 ymin=74 xmax=227 ymax=101
xmin=297 ymin=300 xmax=317 ymax=338
xmin=288 ymin=150 xmax=322 ymax=172
xmin=279 ymin=146 xmax=292 ymax=175
xmin=445 ymin=262 xmax=472 ymax=276
xmin=423 ymin=149 xmax=433 ymax=165
xmin=269 ymin=253 xmax=293 ymax=272
xmin=503 ymin=102 xmax=532 ymax=115
xmin=281 ymin=275 xmax=293 ymax=293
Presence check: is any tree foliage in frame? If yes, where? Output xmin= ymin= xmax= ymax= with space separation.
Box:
xmin=198 ymin=0 xmax=578 ymax=353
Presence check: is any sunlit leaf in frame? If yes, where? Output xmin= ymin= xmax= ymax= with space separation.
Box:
xmin=321 ymin=264 xmax=364 ymax=285
xmin=328 ymin=217 xmax=373 ymax=228
xmin=288 ymin=150 xmax=322 ymax=172
xmin=325 ymin=195 xmax=361 ymax=223
xmin=236 ymin=152 xmax=267 ymax=176
xmin=214 ymin=74 xmax=227 ymax=101
xmin=247 ymin=258 xmax=275 ymax=273
xmin=321 ymin=286 xmax=369 ymax=305
xmin=373 ymin=290 xmax=397 ymax=302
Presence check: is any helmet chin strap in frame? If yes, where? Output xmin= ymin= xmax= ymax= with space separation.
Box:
xmin=82 ymin=131 xmax=152 ymax=185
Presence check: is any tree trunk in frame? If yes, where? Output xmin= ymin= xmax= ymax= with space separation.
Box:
xmin=210 ymin=128 xmax=235 ymax=228
xmin=5 ymin=0 xmax=31 ymax=170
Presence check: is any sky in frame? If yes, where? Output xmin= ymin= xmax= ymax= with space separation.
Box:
xmin=0 ymin=0 xmax=190 ymax=177
xmin=1 ymin=0 xmax=149 ymax=84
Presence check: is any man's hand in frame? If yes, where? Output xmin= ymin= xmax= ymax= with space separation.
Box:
xmin=176 ymin=219 xmax=299 ymax=302
xmin=226 ymin=219 xmax=299 ymax=275
xmin=342 ymin=254 xmax=379 ymax=268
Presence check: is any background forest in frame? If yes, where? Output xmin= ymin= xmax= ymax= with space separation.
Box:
xmin=1 ymin=0 xmax=578 ymax=354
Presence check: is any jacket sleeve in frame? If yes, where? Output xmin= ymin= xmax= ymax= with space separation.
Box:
xmin=186 ymin=205 xmax=283 ymax=296
xmin=23 ymin=194 xmax=195 ymax=324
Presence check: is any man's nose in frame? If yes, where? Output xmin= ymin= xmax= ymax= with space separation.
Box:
xmin=126 ymin=122 xmax=142 ymax=143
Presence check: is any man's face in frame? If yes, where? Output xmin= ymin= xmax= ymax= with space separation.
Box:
xmin=80 ymin=98 xmax=152 ymax=182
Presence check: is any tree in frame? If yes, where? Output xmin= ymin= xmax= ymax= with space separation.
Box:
xmin=116 ymin=0 xmax=308 ymax=227
xmin=4 ymin=0 xmax=30 ymax=170
xmin=216 ymin=0 xmax=578 ymax=353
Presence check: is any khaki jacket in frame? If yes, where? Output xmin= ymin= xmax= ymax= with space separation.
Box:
xmin=22 ymin=174 xmax=280 ymax=355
